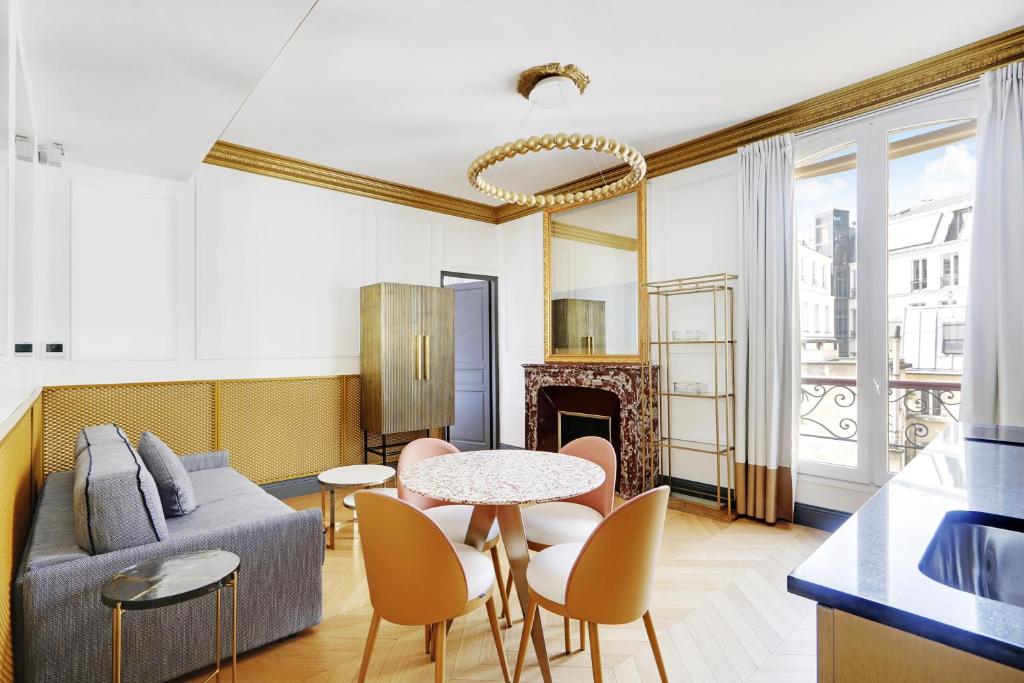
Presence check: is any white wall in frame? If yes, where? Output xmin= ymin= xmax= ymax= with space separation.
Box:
xmin=496 ymin=213 xmax=544 ymax=446
xmin=29 ymin=161 xmax=499 ymax=387
xmin=647 ymin=156 xmax=742 ymax=488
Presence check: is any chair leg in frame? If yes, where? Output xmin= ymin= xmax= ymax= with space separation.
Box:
xmin=434 ymin=620 xmax=447 ymax=683
xmin=642 ymin=611 xmax=669 ymax=683
xmin=512 ymin=599 xmax=538 ymax=683
xmin=425 ymin=624 xmax=432 ymax=655
xmin=357 ymin=611 xmax=381 ymax=683
xmin=587 ymin=622 xmax=603 ymax=683
xmin=563 ymin=616 xmax=571 ymax=654
xmin=485 ymin=597 xmax=512 ymax=683
xmin=490 ymin=546 xmax=513 ymax=628
xmin=579 ymin=619 xmax=586 ymax=651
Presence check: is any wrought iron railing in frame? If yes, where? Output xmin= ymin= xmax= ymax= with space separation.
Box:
xmin=800 ymin=376 xmax=961 ymax=466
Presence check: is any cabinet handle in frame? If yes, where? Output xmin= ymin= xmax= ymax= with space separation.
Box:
xmin=424 ymin=335 xmax=430 ymax=380
xmin=415 ymin=335 xmax=423 ymax=380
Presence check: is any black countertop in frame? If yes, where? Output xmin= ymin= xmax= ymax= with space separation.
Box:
xmin=788 ymin=424 xmax=1024 ymax=669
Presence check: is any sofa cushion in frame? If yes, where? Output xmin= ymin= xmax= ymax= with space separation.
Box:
xmin=74 ymin=423 xmax=127 ymax=458
xmin=73 ymin=425 xmax=169 ymax=554
xmin=165 ymin=467 xmax=293 ymax=537
xmin=137 ymin=432 xmax=197 ymax=517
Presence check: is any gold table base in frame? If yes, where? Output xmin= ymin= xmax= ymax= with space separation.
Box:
xmin=110 ymin=571 xmax=238 ymax=683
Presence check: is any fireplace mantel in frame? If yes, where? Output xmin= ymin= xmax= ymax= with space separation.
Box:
xmin=524 ymin=363 xmax=658 ymax=498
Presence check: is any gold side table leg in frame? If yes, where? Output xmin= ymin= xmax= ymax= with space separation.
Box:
xmin=329 ymin=487 xmax=336 ymax=549
xmin=231 ymin=572 xmax=238 ymax=683
xmin=112 ymin=602 xmax=122 ymax=683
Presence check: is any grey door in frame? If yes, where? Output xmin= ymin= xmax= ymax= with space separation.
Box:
xmin=447 ymin=280 xmax=493 ymax=450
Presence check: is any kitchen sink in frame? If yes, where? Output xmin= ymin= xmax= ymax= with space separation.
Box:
xmin=919 ymin=510 xmax=1024 ymax=608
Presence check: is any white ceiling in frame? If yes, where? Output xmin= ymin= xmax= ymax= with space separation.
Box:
xmin=19 ymin=1 xmax=1024 ymax=196
xmin=223 ymin=0 xmax=1024 ymax=204
xmin=19 ymin=0 xmax=317 ymax=179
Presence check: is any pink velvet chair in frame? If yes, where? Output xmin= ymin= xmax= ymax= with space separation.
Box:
xmin=507 ymin=435 xmax=618 ymax=652
xmin=397 ymin=438 xmax=512 ymax=628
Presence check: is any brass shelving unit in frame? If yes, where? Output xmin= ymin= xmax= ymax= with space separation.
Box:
xmin=645 ymin=273 xmax=737 ymax=522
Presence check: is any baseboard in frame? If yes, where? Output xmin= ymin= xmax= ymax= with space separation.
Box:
xmin=660 ymin=474 xmax=736 ymax=508
xmin=262 ymin=475 xmax=321 ymax=500
xmin=793 ymin=502 xmax=851 ymax=532
xmin=498 ymin=442 xmax=523 ymax=449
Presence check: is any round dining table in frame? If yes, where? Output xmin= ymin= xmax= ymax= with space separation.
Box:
xmin=400 ymin=449 xmax=605 ymax=683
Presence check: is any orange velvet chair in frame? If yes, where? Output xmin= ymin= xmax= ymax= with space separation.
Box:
xmin=354 ymin=491 xmax=511 ymax=682
xmin=506 ymin=435 xmax=617 ymax=651
xmin=512 ymin=486 xmax=671 ymax=683
xmin=397 ymin=438 xmax=512 ymax=627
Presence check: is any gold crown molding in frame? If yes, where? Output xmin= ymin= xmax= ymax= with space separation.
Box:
xmin=202 ymin=25 xmax=1024 ymax=226
xmin=516 ymin=63 xmax=590 ymax=100
xmin=496 ymin=23 xmax=1024 ymax=224
xmin=204 ymin=141 xmax=499 ymax=224
xmin=551 ymin=221 xmax=638 ymax=251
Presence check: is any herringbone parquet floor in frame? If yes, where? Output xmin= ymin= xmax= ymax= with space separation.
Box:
xmin=200 ymin=493 xmax=828 ymax=682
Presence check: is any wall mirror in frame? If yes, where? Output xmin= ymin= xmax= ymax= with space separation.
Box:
xmin=544 ymin=182 xmax=646 ymax=363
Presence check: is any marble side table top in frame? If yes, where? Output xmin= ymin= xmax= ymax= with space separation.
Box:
xmin=101 ymin=550 xmax=240 ymax=610
xmin=400 ymin=449 xmax=605 ymax=506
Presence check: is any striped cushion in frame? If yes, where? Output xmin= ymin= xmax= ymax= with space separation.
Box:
xmin=72 ymin=424 xmax=169 ymax=554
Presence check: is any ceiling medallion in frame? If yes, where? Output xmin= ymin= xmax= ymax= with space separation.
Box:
xmin=468 ymin=64 xmax=646 ymax=207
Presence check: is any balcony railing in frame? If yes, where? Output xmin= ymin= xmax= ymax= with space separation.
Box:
xmin=800 ymin=376 xmax=961 ymax=470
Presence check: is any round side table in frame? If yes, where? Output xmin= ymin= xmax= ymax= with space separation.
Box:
xmin=101 ymin=549 xmax=240 ymax=683
xmin=318 ymin=464 xmax=395 ymax=548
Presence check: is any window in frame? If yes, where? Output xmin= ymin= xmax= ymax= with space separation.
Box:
xmin=797 ymin=90 xmax=976 ymax=486
xmin=944 ymin=207 xmax=971 ymax=241
xmin=888 ymin=118 xmax=975 ymax=473
xmin=942 ymin=254 xmax=959 ymax=287
xmin=911 ymin=258 xmax=928 ymax=290
xmin=942 ymin=322 xmax=965 ymax=355
xmin=796 ymin=142 xmax=857 ymax=469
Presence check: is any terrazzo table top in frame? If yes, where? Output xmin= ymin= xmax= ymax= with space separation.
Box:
xmin=101 ymin=550 xmax=239 ymax=610
xmin=400 ymin=449 xmax=605 ymax=505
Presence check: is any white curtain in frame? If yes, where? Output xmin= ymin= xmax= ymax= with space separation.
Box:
xmin=737 ymin=134 xmax=798 ymax=523
xmin=962 ymin=62 xmax=1024 ymax=427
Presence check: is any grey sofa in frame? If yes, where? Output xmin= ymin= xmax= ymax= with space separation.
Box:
xmin=15 ymin=431 xmax=324 ymax=682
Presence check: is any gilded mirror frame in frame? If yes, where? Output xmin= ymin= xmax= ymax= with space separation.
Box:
xmin=543 ymin=180 xmax=647 ymax=363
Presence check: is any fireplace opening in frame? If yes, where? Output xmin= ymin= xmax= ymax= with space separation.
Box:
xmin=536 ymin=384 xmax=621 ymax=489
xmin=558 ymin=411 xmax=612 ymax=449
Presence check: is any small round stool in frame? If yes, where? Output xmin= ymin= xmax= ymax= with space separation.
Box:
xmin=318 ymin=464 xmax=395 ymax=548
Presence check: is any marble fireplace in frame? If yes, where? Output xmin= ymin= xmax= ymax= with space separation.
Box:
xmin=524 ymin=363 xmax=658 ymax=498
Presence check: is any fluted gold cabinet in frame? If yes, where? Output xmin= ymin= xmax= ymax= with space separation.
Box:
xmin=552 ymin=298 xmax=606 ymax=355
xmin=360 ymin=283 xmax=454 ymax=434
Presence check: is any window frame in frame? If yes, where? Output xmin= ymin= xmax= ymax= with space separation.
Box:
xmin=794 ymin=87 xmax=978 ymax=487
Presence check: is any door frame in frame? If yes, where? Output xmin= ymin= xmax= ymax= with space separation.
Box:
xmin=441 ymin=271 xmax=499 ymax=450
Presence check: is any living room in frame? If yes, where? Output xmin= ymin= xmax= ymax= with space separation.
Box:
xmin=1 ymin=2 xmax=1023 ymax=682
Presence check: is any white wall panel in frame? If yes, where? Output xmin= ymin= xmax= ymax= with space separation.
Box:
xmin=647 ymin=156 xmax=741 ymax=486
xmin=373 ymin=213 xmax=433 ymax=285
xmin=440 ymin=222 xmax=499 ymax=276
xmin=497 ymin=214 xmax=544 ymax=445
xmin=70 ymin=182 xmax=177 ymax=360
xmin=196 ymin=176 xmax=362 ymax=360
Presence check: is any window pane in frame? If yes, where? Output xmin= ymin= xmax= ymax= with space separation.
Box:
xmin=796 ymin=143 xmax=858 ymax=468
xmin=887 ymin=120 xmax=975 ymax=474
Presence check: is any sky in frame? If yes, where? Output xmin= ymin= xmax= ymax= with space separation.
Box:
xmin=794 ymin=131 xmax=977 ymax=245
